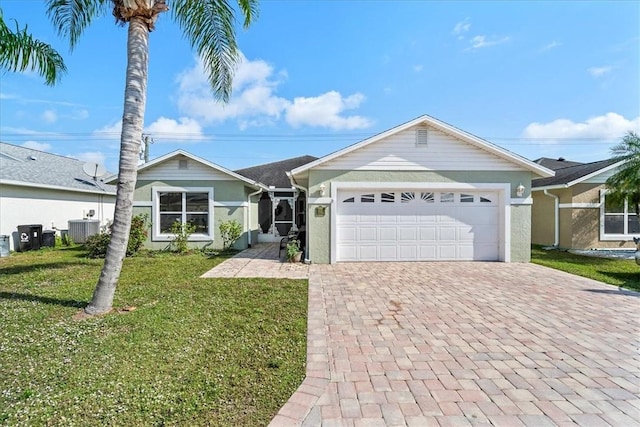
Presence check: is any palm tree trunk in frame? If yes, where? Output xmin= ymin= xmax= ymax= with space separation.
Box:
xmin=85 ymin=17 xmax=149 ymax=315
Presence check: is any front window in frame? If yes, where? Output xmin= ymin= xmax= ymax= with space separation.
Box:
xmin=154 ymin=188 xmax=213 ymax=240
xmin=602 ymin=193 xmax=639 ymax=237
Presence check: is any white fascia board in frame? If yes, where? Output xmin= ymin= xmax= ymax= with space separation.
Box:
xmin=290 ymin=115 xmax=555 ymax=178
xmin=565 ymin=160 xmax=625 ymax=187
xmin=330 ymin=182 xmax=511 ymax=191
xmin=531 ymin=184 xmax=568 ymax=192
xmin=129 ymin=149 xmax=266 ymax=189
xmin=0 ymin=179 xmax=116 ymax=196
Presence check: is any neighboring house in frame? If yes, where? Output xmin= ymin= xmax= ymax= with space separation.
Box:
xmin=236 ymin=155 xmax=317 ymax=242
xmin=117 ymin=150 xmax=266 ymax=251
xmin=0 ymin=142 xmax=116 ymax=251
xmin=531 ymin=157 xmax=638 ymax=250
xmin=288 ymin=115 xmax=554 ymax=263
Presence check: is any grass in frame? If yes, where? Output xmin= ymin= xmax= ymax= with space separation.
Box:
xmin=0 ymin=247 xmax=308 ymax=426
xmin=531 ymin=245 xmax=640 ymax=292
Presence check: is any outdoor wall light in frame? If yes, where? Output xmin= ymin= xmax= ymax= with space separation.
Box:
xmin=516 ymin=183 xmax=525 ymax=197
xmin=319 ymin=183 xmax=326 ymax=196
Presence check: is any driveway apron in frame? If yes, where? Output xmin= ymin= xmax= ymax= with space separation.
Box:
xmin=270 ymin=262 xmax=640 ymax=426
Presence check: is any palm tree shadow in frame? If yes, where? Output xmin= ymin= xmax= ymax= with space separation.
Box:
xmin=0 ymin=261 xmax=95 ymax=275
xmin=0 ymin=291 xmax=87 ymax=308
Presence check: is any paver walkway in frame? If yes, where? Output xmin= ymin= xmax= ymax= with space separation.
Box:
xmin=200 ymin=243 xmax=309 ymax=279
xmin=270 ymin=262 xmax=640 ymax=426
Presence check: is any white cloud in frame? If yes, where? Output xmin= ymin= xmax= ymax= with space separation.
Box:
xmin=452 ymin=18 xmax=471 ymax=39
xmin=22 ymin=140 xmax=51 ymax=151
xmin=176 ymin=54 xmax=372 ymax=131
xmin=539 ymin=41 xmax=561 ymax=52
xmin=42 ymin=109 xmax=57 ymax=124
xmin=588 ymin=66 xmax=613 ymax=77
xmin=522 ymin=112 xmax=640 ymax=142
xmin=145 ymin=117 xmax=204 ymax=140
xmin=285 ymin=91 xmax=372 ymax=130
xmin=468 ymin=35 xmax=510 ymax=49
xmin=176 ymin=55 xmax=289 ymax=124
xmin=413 ymin=65 xmax=424 ymax=72
xmin=74 ymin=151 xmax=107 ymax=166
xmin=94 ymin=120 xmax=122 ymax=138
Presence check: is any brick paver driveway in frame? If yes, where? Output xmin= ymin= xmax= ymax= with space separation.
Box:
xmin=271 ymin=262 xmax=640 ymax=426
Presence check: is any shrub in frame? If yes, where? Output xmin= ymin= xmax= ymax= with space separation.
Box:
xmin=286 ymin=239 xmax=301 ymax=261
xmin=84 ymin=214 xmax=149 ymax=258
xmin=169 ymin=220 xmax=196 ymax=253
xmin=219 ymin=219 xmax=242 ymax=251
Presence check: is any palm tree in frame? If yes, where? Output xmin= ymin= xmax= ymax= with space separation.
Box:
xmin=0 ymin=8 xmax=66 ymax=85
xmin=605 ymin=131 xmax=640 ymax=235
xmin=46 ymin=0 xmax=258 ymax=315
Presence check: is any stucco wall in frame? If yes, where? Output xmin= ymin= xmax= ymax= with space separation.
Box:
xmin=531 ymin=191 xmax=556 ymax=246
xmin=510 ymin=205 xmax=531 ymax=262
xmin=133 ymin=179 xmax=258 ymax=251
xmin=306 ymin=169 xmax=534 ymax=264
xmin=0 ymin=184 xmax=115 ymax=251
xmin=532 ymin=184 xmax=636 ymax=250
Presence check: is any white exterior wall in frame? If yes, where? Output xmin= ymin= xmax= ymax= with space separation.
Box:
xmin=0 ymin=184 xmax=115 ymax=250
xmin=315 ymin=126 xmax=522 ymax=171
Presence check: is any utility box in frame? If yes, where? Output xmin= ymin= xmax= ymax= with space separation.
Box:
xmin=68 ymin=220 xmax=100 ymax=244
xmin=17 ymin=224 xmax=43 ymax=251
xmin=42 ymin=230 xmax=56 ymax=248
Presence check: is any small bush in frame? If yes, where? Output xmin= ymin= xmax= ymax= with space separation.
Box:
xmin=219 ymin=219 xmax=242 ymax=251
xmin=169 ymin=220 xmax=196 ymax=253
xmin=84 ymin=214 xmax=149 ymax=258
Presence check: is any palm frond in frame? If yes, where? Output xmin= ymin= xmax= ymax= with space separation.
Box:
xmin=605 ymin=131 xmax=640 ymax=213
xmin=172 ymin=0 xmax=257 ymax=102
xmin=46 ymin=0 xmax=109 ymax=49
xmin=236 ymin=0 xmax=258 ymax=28
xmin=0 ymin=11 xmax=67 ymax=85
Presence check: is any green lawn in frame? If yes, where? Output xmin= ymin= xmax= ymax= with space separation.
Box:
xmin=531 ymin=245 xmax=640 ymax=292
xmin=0 ymin=247 xmax=307 ymax=426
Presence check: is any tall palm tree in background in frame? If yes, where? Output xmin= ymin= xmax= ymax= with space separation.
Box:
xmin=46 ymin=0 xmax=258 ymax=315
xmin=0 ymin=8 xmax=66 ymax=85
xmin=605 ymin=131 xmax=640 ymax=233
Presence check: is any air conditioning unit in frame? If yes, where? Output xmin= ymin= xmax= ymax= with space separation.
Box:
xmin=68 ymin=219 xmax=100 ymax=243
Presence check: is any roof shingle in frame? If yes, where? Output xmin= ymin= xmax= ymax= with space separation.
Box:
xmin=0 ymin=142 xmax=116 ymax=194
xmin=235 ymin=155 xmax=317 ymax=188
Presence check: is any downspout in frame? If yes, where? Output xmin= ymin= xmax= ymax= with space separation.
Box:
xmin=247 ymin=185 xmax=264 ymax=248
xmin=543 ymin=189 xmax=559 ymax=247
xmin=287 ymin=172 xmax=309 ymax=263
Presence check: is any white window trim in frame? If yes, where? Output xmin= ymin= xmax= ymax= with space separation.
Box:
xmin=152 ymin=186 xmax=214 ymax=242
xmin=599 ymin=189 xmax=637 ymax=241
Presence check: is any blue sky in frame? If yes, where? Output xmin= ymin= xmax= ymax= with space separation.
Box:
xmin=1 ymin=0 xmax=638 ymax=173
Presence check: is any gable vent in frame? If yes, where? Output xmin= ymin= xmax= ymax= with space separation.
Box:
xmin=178 ymin=159 xmax=188 ymax=169
xmin=415 ymin=128 xmax=429 ymax=146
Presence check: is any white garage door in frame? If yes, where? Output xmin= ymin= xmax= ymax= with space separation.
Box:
xmin=336 ymin=190 xmax=500 ymax=261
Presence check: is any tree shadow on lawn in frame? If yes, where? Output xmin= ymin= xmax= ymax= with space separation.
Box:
xmin=593 ymin=270 xmax=640 ymax=292
xmin=0 ymin=260 xmax=98 ymax=276
xmin=0 ymin=291 xmax=87 ymax=308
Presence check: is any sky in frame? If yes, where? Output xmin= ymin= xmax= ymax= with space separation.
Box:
xmin=0 ymin=0 xmax=638 ymax=174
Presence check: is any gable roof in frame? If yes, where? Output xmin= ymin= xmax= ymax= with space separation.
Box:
xmin=235 ymin=155 xmax=318 ymax=188
xmin=0 ymin=142 xmax=116 ymax=195
xmin=532 ymin=158 xmax=623 ymax=189
xmin=533 ymin=157 xmax=584 ymax=170
xmin=290 ymin=115 xmax=555 ymax=178
xmin=108 ymin=149 xmax=265 ymax=188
